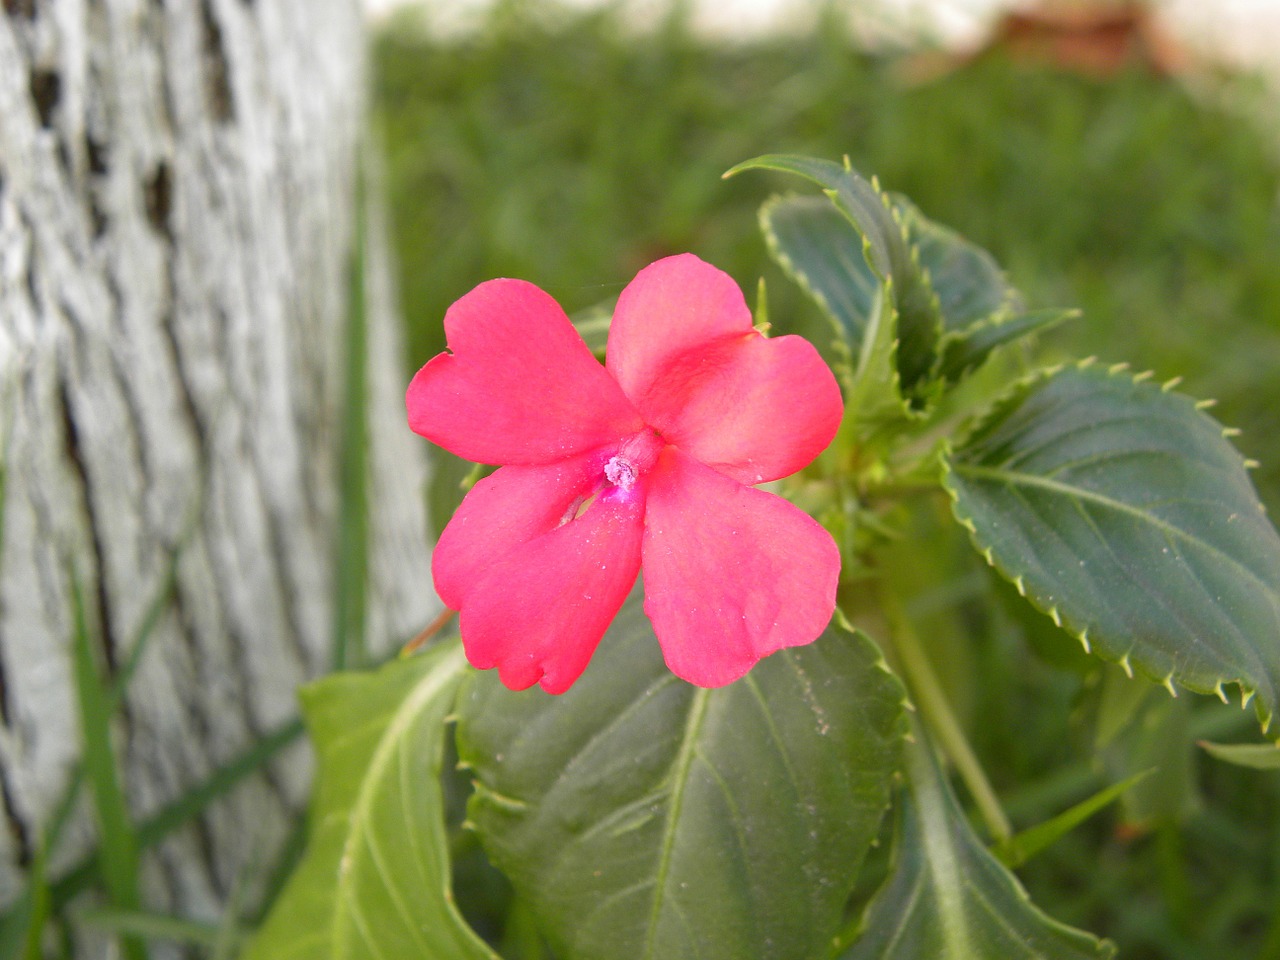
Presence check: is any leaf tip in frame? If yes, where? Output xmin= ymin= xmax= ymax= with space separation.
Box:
xmin=1195 ymin=397 xmax=1219 ymax=411
xmin=1079 ymin=629 xmax=1092 ymax=654
xmin=1118 ymin=653 xmax=1134 ymax=679
xmin=1161 ymin=375 xmax=1183 ymax=392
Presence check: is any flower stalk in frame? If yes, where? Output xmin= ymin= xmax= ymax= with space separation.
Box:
xmin=879 ymin=586 xmax=1013 ymax=843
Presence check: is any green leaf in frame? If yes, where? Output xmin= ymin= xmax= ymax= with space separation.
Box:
xmin=728 ymin=153 xmax=940 ymax=394
xmin=944 ymin=362 xmax=1280 ymax=735
xmin=243 ymin=643 xmax=496 ymax=960
xmin=456 ymin=596 xmax=907 ymax=960
xmin=1199 ymin=740 xmax=1280 ymax=769
xmin=1102 ymin=689 xmax=1197 ymax=828
xmin=760 ymin=195 xmax=913 ymax=439
xmin=570 ymin=299 xmax=614 ymax=357
xmin=936 ymin=308 xmax=1078 ymax=385
xmin=892 ymin=194 xmax=1016 ymax=332
xmin=1092 ymin=665 xmax=1156 ymax=751
xmin=760 ymin=194 xmax=878 ymax=362
xmin=996 ymin=769 xmax=1152 ymax=868
xmin=842 ymin=281 xmax=916 ymax=441
xmin=840 ymin=730 xmax=1115 ymax=960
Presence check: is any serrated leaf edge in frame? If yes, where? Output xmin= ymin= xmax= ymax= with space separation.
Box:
xmin=759 ymin=192 xmax=858 ymax=381
xmin=940 ymin=358 xmax=1277 ymax=739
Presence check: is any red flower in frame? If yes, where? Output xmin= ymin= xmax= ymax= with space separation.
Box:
xmin=407 ymin=254 xmax=843 ymax=694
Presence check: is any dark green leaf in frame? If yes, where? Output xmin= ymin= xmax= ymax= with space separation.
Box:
xmin=945 ymin=362 xmax=1280 ymax=735
xmin=758 ymin=194 xmax=913 ymax=439
xmin=840 ymin=731 xmax=1115 ymax=959
xmin=761 ymin=194 xmax=878 ymax=358
xmin=892 ymin=194 xmax=1016 ymax=332
xmin=243 ymin=643 xmax=496 ymax=960
xmin=937 ymin=308 xmax=1078 ymax=384
xmin=456 ymin=596 xmax=906 ymax=960
xmin=728 ymin=154 xmax=940 ymax=393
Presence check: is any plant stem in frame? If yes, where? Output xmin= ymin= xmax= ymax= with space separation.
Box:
xmin=880 ymin=588 xmax=1013 ymax=843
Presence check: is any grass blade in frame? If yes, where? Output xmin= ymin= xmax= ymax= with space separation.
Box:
xmin=68 ymin=574 xmax=146 ymax=960
xmin=73 ymin=908 xmax=234 ymax=949
xmin=332 ymin=153 xmax=370 ymax=672
xmin=996 ymin=770 xmax=1154 ymax=868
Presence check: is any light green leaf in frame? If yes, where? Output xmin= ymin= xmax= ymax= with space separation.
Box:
xmin=456 ymin=596 xmax=906 ymax=960
xmin=728 ymin=153 xmax=940 ymax=393
xmin=1200 ymin=740 xmax=1280 ymax=769
xmin=944 ymin=362 xmax=1280 ymax=736
xmin=844 ymin=281 xmax=916 ymax=441
xmin=841 ymin=730 xmax=1115 ymax=960
xmin=243 ymin=643 xmax=496 ymax=960
xmin=570 ymin=299 xmax=614 ymax=357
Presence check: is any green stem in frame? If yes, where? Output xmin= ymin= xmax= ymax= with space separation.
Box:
xmin=879 ymin=588 xmax=1013 ymax=843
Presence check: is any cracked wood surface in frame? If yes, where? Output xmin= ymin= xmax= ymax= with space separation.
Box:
xmin=0 ymin=0 xmax=435 ymax=926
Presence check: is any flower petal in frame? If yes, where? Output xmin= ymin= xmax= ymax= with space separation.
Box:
xmin=606 ymin=254 xmax=752 ymax=406
xmin=457 ymin=493 xmax=645 ymax=694
xmin=408 ymin=278 xmax=643 ymax=465
xmin=433 ymin=453 xmax=606 ymax=611
xmin=641 ymin=447 xmax=840 ymax=687
xmin=636 ymin=331 xmax=843 ymax=485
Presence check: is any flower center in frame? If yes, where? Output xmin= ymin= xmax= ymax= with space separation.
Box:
xmin=604 ymin=455 xmax=638 ymax=492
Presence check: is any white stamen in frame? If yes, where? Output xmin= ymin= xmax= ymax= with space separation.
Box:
xmin=604 ymin=455 xmax=637 ymax=491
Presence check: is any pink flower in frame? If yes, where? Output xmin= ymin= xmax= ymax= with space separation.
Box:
xmin=406 ymin=254 xmax=843 ymax=694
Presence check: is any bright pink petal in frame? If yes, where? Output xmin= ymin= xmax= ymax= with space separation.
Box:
xmin=457 ymin=493 xmax=645 ymax=694
xmin=433 ymin=452 xmax=606 ymax=611
xmin=408 ymin=279 xmax=643 ymax=465
xmin=635 ymin=332 xmax=843 ymax=485
xmin=606 ymin=254 xmax=752 ymax=405
xmin=641 ymin=447 xmax=840 ymax=687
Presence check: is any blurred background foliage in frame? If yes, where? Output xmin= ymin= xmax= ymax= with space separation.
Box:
xmin=371 ymin=3 xmax=1280 ymax=958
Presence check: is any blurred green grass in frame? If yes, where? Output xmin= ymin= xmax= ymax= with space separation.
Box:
xmin=373 ymin=1 xmax=1280 ymax=499
xmin=372 ymin=4 xmax=1280 ymax=958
